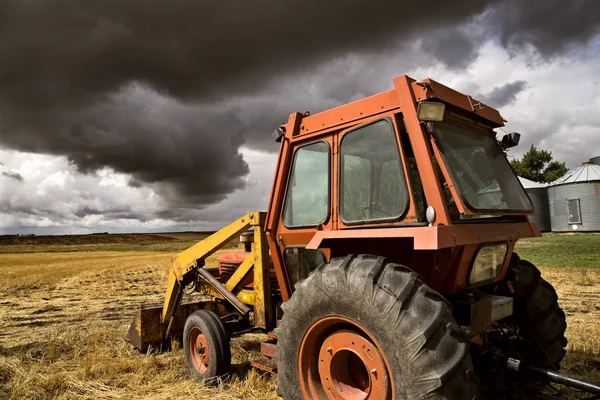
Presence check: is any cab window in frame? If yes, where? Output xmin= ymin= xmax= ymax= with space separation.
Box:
xmin=283 ymin=141 xmax=330 ymax=227
xmin=340 ymin=119 xmax=408 ymax=223
xmin=284 ymin=247 xmax=326 ymax=286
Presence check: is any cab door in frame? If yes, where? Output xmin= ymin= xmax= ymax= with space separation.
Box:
xmin=275 ymin=137 xmax=332 ymax=291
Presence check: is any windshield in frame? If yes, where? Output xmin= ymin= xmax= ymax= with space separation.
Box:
xmin=431 ymin=121 xmax=532 ymax=212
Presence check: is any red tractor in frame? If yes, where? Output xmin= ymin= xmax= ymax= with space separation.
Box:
xmin=128 ymin=75 xmax=599 ymax=399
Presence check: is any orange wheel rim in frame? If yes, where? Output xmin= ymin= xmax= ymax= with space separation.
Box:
xmin=189 ymin=327 xmax=210 ymax=374
xmin=298 ymin=316 xmax=392 ymax=399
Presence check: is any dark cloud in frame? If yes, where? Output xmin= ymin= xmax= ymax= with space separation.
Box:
xmin=480 ymin=80 xmax=527 ymax=108
xmin=0 ymin=0 xmax=495 ymax=107
xmin=0 ymin=0 xmax=599 ymax=220
xmin=421 ymin=27 xmax=481 ymax=69
xmin=1 ymin=171 xmax=23 ymax=181
xmin=73 ymin=83 xmax=250 ymax=206
xmin=490 ymin=0 xmax=600 ymax=57
xmin=73 ymin=205 xmax=146 ymax=221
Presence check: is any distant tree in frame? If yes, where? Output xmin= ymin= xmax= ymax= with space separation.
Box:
xmin=510 ymin=145 xmax=568 ymax=183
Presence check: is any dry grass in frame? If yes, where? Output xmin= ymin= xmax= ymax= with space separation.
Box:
xmin=0 ymin=250 xmax=277 ymax=400
xmin=0 ymin=239 xmax=598 ymax=399
xmin=538 ymin=266 xmax=600 ymax=394
xmin=542 ymin=267 xmax=600 ymax=356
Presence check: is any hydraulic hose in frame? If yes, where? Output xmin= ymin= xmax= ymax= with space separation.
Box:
xmin=507 ymin=358 xmax=600 ymax=395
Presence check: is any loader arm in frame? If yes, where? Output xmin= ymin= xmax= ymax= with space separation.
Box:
xmin=126 ymin=211 xmax=273 ymax=351
xmin=161 ymin=211 xmax=264 ymax=324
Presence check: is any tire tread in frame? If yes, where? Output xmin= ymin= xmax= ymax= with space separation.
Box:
xmin=509 ymin=255 xmax=568 ymax=368
xmin=276 ymin=254 xmax=478 ymax=399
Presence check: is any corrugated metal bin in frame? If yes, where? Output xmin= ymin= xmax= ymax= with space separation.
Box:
xmin=547 ymin=149 xmax=600 ymax=232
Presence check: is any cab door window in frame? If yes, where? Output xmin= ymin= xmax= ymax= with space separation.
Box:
xmin=340 ymin=119 xmax=409 ymax=223
xmin=283 ymin=141 xmax=330 ymax=227
xmin=284 ymin=247 xmax=326 ymax=286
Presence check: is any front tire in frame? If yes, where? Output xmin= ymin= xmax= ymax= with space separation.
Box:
xmin=183 ymin=309 xmax=231 ymax=382
xmin=275 ymin=254 xmax=478 ymax=399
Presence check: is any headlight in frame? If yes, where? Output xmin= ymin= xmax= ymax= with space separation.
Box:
xmin=469 ymin=243 xmax=508 ymax=285
xmin=416 ymin=101 xmax=445 ymax=121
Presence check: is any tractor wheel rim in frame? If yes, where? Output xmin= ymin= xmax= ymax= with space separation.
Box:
xmin=189 ymin=327 xmax=209 ymax=374
xmin=298 ymin=316 xmax=392 ymax=400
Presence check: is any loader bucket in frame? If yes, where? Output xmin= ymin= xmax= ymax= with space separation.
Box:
xmin=125 ymin=301 xmax=229 ymax=352
xmin=125 ymin=303 xmax=165 ymax=352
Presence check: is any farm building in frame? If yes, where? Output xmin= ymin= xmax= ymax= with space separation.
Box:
xmin=518 ymin=176 xmax=551 ymax=232
xmin=547 ymin=149 xmax=600 ymax=232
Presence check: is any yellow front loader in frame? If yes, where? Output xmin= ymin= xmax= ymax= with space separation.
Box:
xmin=126 ymin=212 xmax=275 ymax=360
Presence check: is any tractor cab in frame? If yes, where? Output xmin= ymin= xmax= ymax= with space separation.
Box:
xmin=265 ymin=76 xmax=540 ymax=298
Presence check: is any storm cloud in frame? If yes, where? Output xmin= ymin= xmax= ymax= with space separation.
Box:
xmin=491 ymin=0 xmax=600 ymax=58
xmin=480 ymin=80 xmax=528 ymax=108
xmin=0 ymin=0 xmax=599 ymax=220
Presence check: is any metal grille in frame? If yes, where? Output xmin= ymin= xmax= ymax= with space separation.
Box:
xmin=567 ymin=198 xmax=582 ymax=224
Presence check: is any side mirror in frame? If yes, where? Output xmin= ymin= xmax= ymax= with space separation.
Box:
xmin=272 ymin=126 xmax=286 ymax=142
xmin=500 ymin=132 xmax=520 ymax=149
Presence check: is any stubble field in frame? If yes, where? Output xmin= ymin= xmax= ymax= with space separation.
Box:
xmin=0 ymin=233 xmax=599 ymax=399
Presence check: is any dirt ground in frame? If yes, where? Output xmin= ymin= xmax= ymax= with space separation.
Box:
xmin=0 ymin=242 xmax=599 ymax=399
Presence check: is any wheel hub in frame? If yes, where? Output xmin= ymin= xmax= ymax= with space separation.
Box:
xmin=298 ymin=316 xmax=392 ymax=400
xmin=318 ymin=330 xmax=389 ymax=400
xmin=189 ymin=328 xmax=210 ymax=374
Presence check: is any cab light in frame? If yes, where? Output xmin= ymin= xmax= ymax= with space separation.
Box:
xmin=417 ymin=101 xmax=445 ymax=122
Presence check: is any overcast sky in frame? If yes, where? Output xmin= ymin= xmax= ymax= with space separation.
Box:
xmin=1 ymin=0 xmax=599 ymax=234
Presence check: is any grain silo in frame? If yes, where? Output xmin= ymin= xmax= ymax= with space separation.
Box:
xmin=518 ymin=176 xmax=551 ymax=232
xmin=548 ymin=149 xmax=600 ymax=232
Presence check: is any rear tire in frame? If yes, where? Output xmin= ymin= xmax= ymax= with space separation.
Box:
xmin=275 ymin=254 xmax=478 ymax=399
xmin=506 ymin=254 xmax=567 ymax=369
xmin=183 ymin=309 xmax=231 ymax=382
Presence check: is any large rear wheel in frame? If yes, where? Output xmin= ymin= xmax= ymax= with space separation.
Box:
xmin=275 ymin=254 xmax=478 ymax=399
